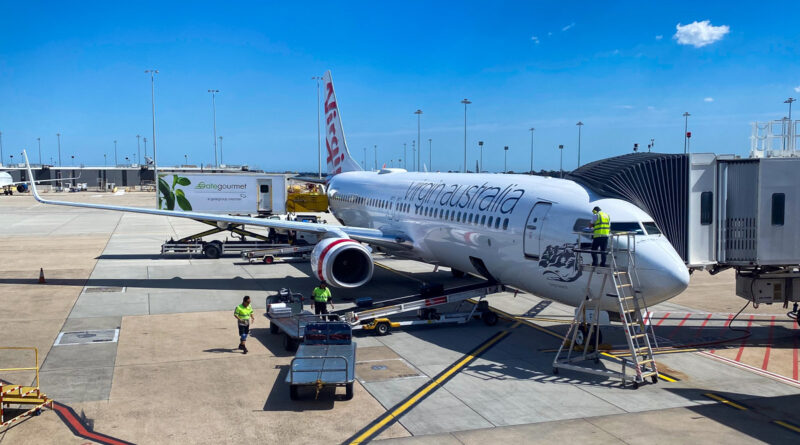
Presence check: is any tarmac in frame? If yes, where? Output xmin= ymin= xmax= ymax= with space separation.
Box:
xmin=1 ymin=191 xmax=800 ymax=444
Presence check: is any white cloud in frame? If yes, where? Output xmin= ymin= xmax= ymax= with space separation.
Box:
xmin=531 ymin=36 xmax=540 ymax=44
xmin=562 ymin=22 xmax=575 ymax=32
xmin=674 ymin=20 xmax=730 ymax=47
xmin=616 ymin=105 xmax=635 ymax=110
xmin=795 ymin=86 xmax=800 ymax=93
xmin=647 ymin=106 xmax=656 ymax=110
xmin=547 ymin=31 xmax=553 ymax=36
xmin=655 ymin=35 xmax=663 ymax=40
xmin=704 ymin=97 xmax=714 ymax=102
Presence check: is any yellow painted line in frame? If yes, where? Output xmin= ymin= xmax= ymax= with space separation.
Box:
xmin=773 ymin=420 xmax=800 ymax=434
xmin=373 ymin=262 xmax=425 ymax=283
xmin=348 ymin=322 xmax=520 ymax=444
xmin=704 ymin=392 xmax=747 ymax=410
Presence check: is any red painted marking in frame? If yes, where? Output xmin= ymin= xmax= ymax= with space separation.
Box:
xmin=316 ymin=239 xmax=356 ymax=281
xmin=723 ymin=313 xmax=734 ymax=328
xmin=655 ymin=312 xmax=670 ymax=327
xmin=52 ymin=402 xmax=133 ymax=445
xmin=793 ymin=319 xmax=799 ymax=381
xmin=667 ymin=313 xmax=692 ymax=339
xmin=762 ymin=316 xmax=776 ymax=370
xmin=735 ymin=315 xmax=755 ymax=362
xmin=694 ymin=313 xmax=713 ymax=338
xmin=642 ymin=311 xmax=651 ymax=325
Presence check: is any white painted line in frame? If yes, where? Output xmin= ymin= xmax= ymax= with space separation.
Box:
xmin=698 ymin=351 xmax=800 ymax=389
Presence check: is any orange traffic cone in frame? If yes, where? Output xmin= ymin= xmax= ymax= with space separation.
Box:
xmin=38 ymin=268 xmax=46 ymax=284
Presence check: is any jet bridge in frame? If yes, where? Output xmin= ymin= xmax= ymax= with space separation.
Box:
xmin=568 ymin=129 xmax=800 ymax=311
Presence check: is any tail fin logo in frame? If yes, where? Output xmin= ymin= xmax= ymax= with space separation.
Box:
xmin=323 ymin=71 xmax=362 ymax=176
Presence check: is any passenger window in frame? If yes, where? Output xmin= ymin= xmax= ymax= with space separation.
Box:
xmin=487 ymin=216 xmax=493 ymax=227
xmin=495 ymin=218 xmax=500 ymax=229
xmin=503 ymin=218 xmax=509 ymax=230
xmin=572 ymin=218 xmax=591 ymax=232
xmin=481 ymin=215 xmax=486 ymax=225
xmin=772 ymin=193 xmax=785 ymax=226
xmin=700 ymin=191 xmax=713 ymax=225
xmin=468 ymin=214 xmax=473 ymax=224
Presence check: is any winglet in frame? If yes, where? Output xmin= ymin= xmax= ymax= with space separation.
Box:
xmin=22 ymin=150 xmax=46 ymax=203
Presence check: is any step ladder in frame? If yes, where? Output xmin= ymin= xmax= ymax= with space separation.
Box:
xmin=0 ymin=347 xmax=53 ymax=429
xmin=552 ymin=232 xmax=659 ymax=389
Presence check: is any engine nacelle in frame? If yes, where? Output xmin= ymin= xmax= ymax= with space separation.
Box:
xmin=310 ymin=238 xmax=373 ymax=288
xmin=16 ymin=184 xmax=29 ymax=193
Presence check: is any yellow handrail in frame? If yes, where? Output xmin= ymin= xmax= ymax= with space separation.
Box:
xmin=0 ymin=347 xmax=40 ymax=389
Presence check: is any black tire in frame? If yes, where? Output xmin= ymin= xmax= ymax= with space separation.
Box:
xmin=451 ymin=268 xmax=465 ymax=278
xmin=574 ymin=326 xmax=588 ymax=347
xmin=344 ymin=382 xmax=354 ymax=400
xmin=632 ymin=381 xmax=640 ymax=390
xmin=290 ymin=385 xmax=299 ymax=400
xmin=481 ymin=311 xmax=499 ymax=326
xmin=204 ymin=243 xmax=221 ymax=259
xmin=263 ymin=256 xmax=274 ymax=264
xmin=552 ymin=367 xmax=559 ymax=375
xmin=651 ymin=375 xmax=658 ymax=384
xmin=270 ymin=322 xmax=279 ymax=334
xmin=375 ymin=322 xmax=390 ymax=336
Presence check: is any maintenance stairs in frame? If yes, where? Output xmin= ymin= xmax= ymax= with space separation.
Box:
xmin=1 ymin=347 xmax=53 ymax=429
xmin=552 ymin=232 xmax=659 ymax=389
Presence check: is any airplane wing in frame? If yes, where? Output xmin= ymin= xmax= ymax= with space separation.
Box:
xmin=21 ymin=151 xmax=407 ymax=246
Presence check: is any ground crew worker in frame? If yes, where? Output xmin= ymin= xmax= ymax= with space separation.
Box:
xmin=234 ymin=295 xmax=254 ymax=354
xmin=311 ymin=281 xmax=333 ymax=316
xmin=589 ymin=206 xmax=610 ymax=267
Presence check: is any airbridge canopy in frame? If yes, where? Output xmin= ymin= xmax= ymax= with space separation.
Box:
xmin=568 ymin=153 xmax=689 ymax=261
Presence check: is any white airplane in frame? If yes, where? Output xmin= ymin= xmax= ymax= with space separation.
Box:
xmin=21 ymin=71 xmax=689 ymax=312
xmin=1 ymin=170 xmax=80 ymax=195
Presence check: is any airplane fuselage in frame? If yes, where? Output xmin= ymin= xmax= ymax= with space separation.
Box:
xmin=327 ymin=170 xmax=689 ymax=310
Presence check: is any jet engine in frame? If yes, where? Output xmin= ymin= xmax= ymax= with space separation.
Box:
xmin=16 ymin=184 xmax=29 ymax=193
xmin=310 ymin=238 xmax=374 ymax=288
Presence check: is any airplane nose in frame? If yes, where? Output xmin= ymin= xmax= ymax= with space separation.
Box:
xmin=634 ymin=239 xmax=690 ymax=303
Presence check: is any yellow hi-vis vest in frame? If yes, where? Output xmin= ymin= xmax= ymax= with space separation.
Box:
xmin=312 ymin=287 xmax=331 ymax=303
xmin=593 ymin=212 xmax=610 ymax=238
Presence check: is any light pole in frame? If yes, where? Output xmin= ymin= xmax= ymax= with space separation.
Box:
xmin=373 ymin=145 xmax=377 ymax=170
xmin=504 ymin=146 xmax=509 ymax=173
xmin=37 ymin=137 xmax=42 ymax=165
xmin=412 ymin=140 xmax=416 ymax=171
xmin=113 ymin=140 xmax=118 ymax=165
xmin=528 ymin=128 xmax=534 ymax=174
xmin=478 ymin=141 xmax=484 ymax=172
xmin=576 ymin=121 xmax=583 ymax=167
xmin=648 ymin=138 xmax=654 ymax=152
xmin=143 ymin=137 xmax=147 ymax=161
xmin=363 ymin=147 xmax=366 ymax=169
xmin=71 ymin=155 xmax=75 ymax=166
xmin=208 ymin=89 xmax=220 ymax=167
xmin=0 ymin=131 xmax=3 ymax=166
xmin=184 ymin=154 xmax=188 ymax=166
xmin=219 ymin=136 xmax=223 ymax=165
xmin=786 ymin=98 xmax=797 ymax=152
xmin=403 ymin=143 xmax=407 ymax=169
xmin=683 ymin=112 xmax=691 ymax=154
xmin=461 ymin=99 xmax=471 ymax=172
xmin=559 ymin=144 xmax=564 ymax=178
xmin=145 ymin=69 xmax=159 ymax=207
xmin=312 ymin=76 xmax=323 ymax=179
xmin=56 ymin=133 xmax=61 ymax=166
xmin=414 ymin=109 xmax=422 ymax=171
xmin=136 ymin=135 xmax=141 ymax=165
xmin=104 ymin=154 xmax=107 ymax=166
xmin=428 ymin=138 xmax=432 ymax=171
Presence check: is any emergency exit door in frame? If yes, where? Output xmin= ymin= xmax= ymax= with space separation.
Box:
xmin=258 ymin=179 xmax=272 ymax=212
xmin=524 ymin=202 xmax=551 ymax=260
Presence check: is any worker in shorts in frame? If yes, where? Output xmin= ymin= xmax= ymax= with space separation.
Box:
xmin=311 ymin=282 xmax=334 ymax=316
xmin=234 ymin=295 xmax=255 ymax=354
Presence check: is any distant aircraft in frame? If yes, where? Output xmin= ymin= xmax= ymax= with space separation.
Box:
xmin=1 ymin=170 xmax=80 ymax=195
xmin=21 ymin=71 xmax=689 ymax=312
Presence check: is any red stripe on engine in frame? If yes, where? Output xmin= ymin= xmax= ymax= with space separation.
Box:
xmin=317 ymin=238 xmax=356 ymax=281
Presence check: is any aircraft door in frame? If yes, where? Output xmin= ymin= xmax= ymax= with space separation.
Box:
xmin=523 ymin=202 xmax=552 ymax=260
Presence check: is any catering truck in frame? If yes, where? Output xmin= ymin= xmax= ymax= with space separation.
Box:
xmin=157 ymin=172 xmax=291 ymax=215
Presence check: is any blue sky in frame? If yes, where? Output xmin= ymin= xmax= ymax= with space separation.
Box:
xmin=1 ymin=1 xmax=799 ymax=172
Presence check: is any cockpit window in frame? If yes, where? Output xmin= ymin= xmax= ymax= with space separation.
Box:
xmin=610 ymin=222 xmax=645 ymax=235
xmin=573 ymin=218 xmax=591 ymax=232
xmin=642 ymin=221 xmax=662 ymax=235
